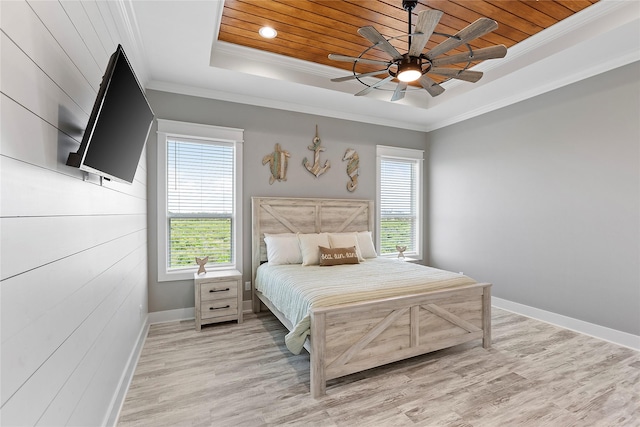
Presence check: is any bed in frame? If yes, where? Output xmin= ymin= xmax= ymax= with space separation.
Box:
xmin=251 ymin=197 xmax=491 ymax=398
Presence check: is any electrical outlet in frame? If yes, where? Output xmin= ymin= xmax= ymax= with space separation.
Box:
xmin=245 ymin=281 xmax=251 ymax=291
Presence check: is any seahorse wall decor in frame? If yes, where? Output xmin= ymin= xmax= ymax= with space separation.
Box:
xmin=343 ymin=148 xmax=359 ymax=192
xmin=262 ymin=143 xmax=290 ymax=184
xmin=303 ymin=125 xmax=330 ymax=178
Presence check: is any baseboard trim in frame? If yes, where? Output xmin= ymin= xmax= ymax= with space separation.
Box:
xmin=147 ymin=303 xmax=254 ymax=326
xmin=148 ymin=307 xmax=196 ymax=324
xmin=105 ymin=317 xmax=150 ymax=427
xmin=492 ymin=297 xmax=640 ymax=351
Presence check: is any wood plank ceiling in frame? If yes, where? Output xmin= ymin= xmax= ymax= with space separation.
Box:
xmin=219 ymin=0 xmax=598 ymax=84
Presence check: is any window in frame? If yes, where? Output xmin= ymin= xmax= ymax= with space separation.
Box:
xmin=376 ymin=145 xmax=423 ymax=260
xmin=157 ymin=119 xmax=243 ymax=281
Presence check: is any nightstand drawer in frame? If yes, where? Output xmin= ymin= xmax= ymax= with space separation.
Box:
xmin=200 ymin=280 xmax=238 ymax=301
xmin=201 ymin=298 xmax=238 ymax=320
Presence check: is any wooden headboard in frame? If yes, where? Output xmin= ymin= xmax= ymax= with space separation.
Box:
xmin=251 ymin=197 xmax=374 ymax=308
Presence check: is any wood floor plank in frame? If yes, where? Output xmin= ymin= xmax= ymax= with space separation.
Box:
xmin=118 ymin=309 xmax=640 ymax=426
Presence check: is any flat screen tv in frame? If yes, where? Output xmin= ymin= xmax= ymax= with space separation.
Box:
xmin=67 ymin=44 xmax=154 ymax=184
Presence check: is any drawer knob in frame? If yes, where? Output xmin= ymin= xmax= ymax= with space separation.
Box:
xmin=210 ymin=305 xmax=230 ymax=310
xmin=209 ymin=288 xmax=230 ymax=293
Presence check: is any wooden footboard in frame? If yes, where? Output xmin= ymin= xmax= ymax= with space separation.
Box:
xmin=309 ymin=283 xmax=491 ymax=397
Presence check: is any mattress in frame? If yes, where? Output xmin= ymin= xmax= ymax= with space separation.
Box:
xmin=255 ymin=258 xmax=476 ymax=354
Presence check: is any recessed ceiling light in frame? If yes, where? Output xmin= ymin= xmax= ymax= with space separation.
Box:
xmin=259 ymin=26 xmax=277 ymax=39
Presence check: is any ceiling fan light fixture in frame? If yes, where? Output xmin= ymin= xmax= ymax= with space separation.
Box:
xmin=397 ymin=56 xmax=422 ymax=82
xmin=397 ymin=67 xmax=421 ymax=82
xmin=258 ymin=26 xmax=277 ymax=39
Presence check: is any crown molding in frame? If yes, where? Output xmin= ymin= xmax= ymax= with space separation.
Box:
xmin=145 ymin=80 xmax=428 ymax=131
xmin=212 ymin=41 xmax=341 ymax=80
xmin=428 ymin=0 xmax=640 ymax=131
xmin=499 ymin=0 xmax=634 ymax=62
xmin=427 ymin=46 xmax=639 ymax=132
xmin=107 ymin=0 xmax=150 ymax=85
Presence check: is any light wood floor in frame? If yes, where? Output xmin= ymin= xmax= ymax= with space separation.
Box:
xmin=118 ymin=308 xmax=640 ymax=426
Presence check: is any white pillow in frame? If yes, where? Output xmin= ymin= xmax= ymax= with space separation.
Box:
xmin=328 ymin=232 xmax=365 ymax=261
xmin=264 ymin=233 xmax=302 ymax=265
xmin=356 ymin=231 xmax=377 ymax=258
xmin=298 ymin=233 xmax=330 ymax=266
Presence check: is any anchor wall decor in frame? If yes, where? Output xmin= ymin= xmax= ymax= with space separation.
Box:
xmin=303 ymin=125 xmax=330 ymax=178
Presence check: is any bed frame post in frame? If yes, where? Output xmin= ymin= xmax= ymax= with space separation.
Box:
xmin=309 ymin=310 xmax=326 ymax=398
xmin=251 ymin=198 xmax=261 ymax=313
xmin=482 ymin=285 xmax=492 ymax=349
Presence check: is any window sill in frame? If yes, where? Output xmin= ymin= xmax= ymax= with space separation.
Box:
xmin=158 ymin=266 xmax=237 ymax=282
xmin=380 ymin=254 xmax=422 ymax=262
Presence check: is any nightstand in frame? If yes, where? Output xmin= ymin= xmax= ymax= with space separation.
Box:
xmin=194 ymin=270 xmax=243 ymax=331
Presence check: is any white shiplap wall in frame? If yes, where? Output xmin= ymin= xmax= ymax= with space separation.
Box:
xmin=1 ymin=1 xmax=149 ymax=425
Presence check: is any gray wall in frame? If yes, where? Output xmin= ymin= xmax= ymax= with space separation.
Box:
xmin=1 ymin=1 xmax=148 ymax=425
xmin=146 ymin=90 xmax=428 ymax=312
xmin=428 ymin=61 xmax=640 ymax=335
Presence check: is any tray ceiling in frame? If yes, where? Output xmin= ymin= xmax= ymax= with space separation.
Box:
xmin=219 ymin=0 xmax=597 ymax=82
xmin=133 ymin=0 xmax=638 ymax=131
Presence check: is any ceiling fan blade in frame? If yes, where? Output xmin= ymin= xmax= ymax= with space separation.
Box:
xmin=408 ymin=10 xmax=443 ymax=57
xmin=358 ymin=26 xmax=403 ymax=60
xmin=426 ymin=18 xmax=498 ymax=60
xmin=431 ymin=45 xmax=507 ymax=66
xmin=331 ymin=69 xmax=390 ymax=82
xmin=328 ymin=54 xmax=392 ymax=66
xmin=429 ymin=68 xmax=483 ymax=83
xmin=355 ymin=75 xmax=395 ymax=96
xmin=419 ymin=75 xmax=445 ymax=97
xmin=391 ymin=82 xmax=408 ymax=102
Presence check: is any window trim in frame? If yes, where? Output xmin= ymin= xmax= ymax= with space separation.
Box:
xmin=376 ymin=145 xmax=424 ymax=261
xmin=157 ymin=119 xmax=243 ymax=282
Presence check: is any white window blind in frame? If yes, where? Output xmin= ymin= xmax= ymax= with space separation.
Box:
xmin=167 ymin=138 xmax=234 ymax=269
xmin=377 ymin=145 xmax=423 ymax=259
xmin=157 ymin=119 xmax=243 ymax=282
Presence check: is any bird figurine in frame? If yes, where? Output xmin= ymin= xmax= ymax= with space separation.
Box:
xmin=396 ymin=245 xmax=407 ymax=260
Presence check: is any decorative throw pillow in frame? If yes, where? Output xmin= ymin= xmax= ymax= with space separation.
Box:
xmin=264 ymin=233 xmax=302 ymax=265
xmin=319 ymin=246 xmax=360 ymax=266
xmin=328 ymin=232 xmax=365 ymax=261
xmin=356 ymin=231 xmax=377 ymax=258
xmin=298 ymin=233 xmax=331 ymax=266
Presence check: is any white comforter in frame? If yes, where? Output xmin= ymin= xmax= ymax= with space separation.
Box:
xmin=255 ymin=258 xmax=476 ymax=354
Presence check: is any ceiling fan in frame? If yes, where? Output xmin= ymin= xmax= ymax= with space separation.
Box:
xmin=328 ymin=0 xmax=507 ymax=102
